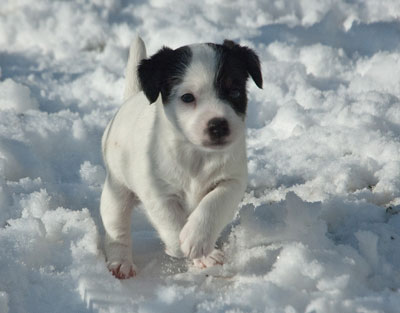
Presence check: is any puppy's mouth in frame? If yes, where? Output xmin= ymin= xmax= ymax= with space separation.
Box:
xmin=202 ymin=139 xmax=231 ymax=149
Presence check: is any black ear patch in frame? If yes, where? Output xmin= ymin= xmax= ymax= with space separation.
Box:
xmin=222 ymin=40 xmax=263 ymax=89
xmin=137 ymin=47 xmax=173 ymax=104
xmin=138 ymin=46 xmax=192 ymax=104
xmin=210 ymin=40 xmax=263 ymax=115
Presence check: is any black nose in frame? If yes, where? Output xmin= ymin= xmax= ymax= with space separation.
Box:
xmin=207 ymin=118 xmax=230 ymax=141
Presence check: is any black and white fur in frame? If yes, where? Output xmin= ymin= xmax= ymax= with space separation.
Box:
xmin=100 ymin=36 xmax=262 ymax=279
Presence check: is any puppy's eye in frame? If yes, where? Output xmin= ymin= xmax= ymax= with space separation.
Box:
xmin=181 ymin=93 xmax=195 ymax=103
xmin=230 ymin=89 xmax=241 ymax=99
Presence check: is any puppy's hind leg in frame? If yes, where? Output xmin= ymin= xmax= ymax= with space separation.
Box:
xmin=100 ymin=175 xmax=138 ymax=279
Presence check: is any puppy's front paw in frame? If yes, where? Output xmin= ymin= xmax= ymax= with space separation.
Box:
xmin=179 ymin=216 xmax=215 ymax=259
xmin=107 ymin=259 xmax=137 ymax=279
xmin=165 ymin=243 xmax=184 ymax=259
xmin=193 ymin=249 xmax=224 ymax=269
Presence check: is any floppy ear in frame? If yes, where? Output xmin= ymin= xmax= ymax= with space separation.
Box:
xmin=138 ymin=47 xmax=175 ymax=104
xmin=223 ymin=40 xmax=263 ymax=89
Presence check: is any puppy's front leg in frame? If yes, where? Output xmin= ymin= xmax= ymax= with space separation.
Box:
xmin=143 ymin=197 xmax=187 ymax=258
xmin=179 ymin=179 xmax=245 ymax=260
xmin=100 ymin=175 xmax=138 ymax=279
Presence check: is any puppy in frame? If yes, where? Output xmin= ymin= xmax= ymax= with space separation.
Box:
xmin=100 ymin=36 xmax=262 ymax=279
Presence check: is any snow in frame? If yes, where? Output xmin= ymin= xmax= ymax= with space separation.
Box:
xmin=1 ymin=1 xmax=400 ymax=312
xmin=0 ymin=79 xmax=39 ymax=113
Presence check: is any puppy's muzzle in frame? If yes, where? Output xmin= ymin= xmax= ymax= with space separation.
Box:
xmin=206 ymin=117 xmax=230 ymax=146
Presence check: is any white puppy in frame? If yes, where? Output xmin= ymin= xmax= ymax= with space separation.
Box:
xmin=100 ymin=37 xmax=262 ymax=279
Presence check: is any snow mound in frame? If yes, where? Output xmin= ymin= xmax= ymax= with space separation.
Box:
xmin=0 ymin=197 xmax=100 ymax=313
xmin=0 ymin=79 xmax=38 ymax=113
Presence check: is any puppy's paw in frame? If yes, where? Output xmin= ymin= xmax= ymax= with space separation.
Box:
xmin=193 ymin=249 xmax=224 ymax=269
xmin=107 ymin=259 xmax=137 ymax=279
xmin=165 ymin=244 xmax=184 ymax=259
xmin=179 ymin=216 xmax=215 ymax=259
xmin=104 ymin=241 xmax=136 ymax=279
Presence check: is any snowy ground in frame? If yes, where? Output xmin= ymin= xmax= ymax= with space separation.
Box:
xmin=1 ymin=1 xmax=400 ymax=312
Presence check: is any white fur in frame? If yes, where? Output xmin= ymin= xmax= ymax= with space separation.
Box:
xmin=100 ymin=37 xmax=248 ymax=278
xmin=123 ymin=36 xmax=147 ymax=101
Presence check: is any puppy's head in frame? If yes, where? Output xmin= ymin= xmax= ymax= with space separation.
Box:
xmin=138 ymin=40 xmax=262 ymax=150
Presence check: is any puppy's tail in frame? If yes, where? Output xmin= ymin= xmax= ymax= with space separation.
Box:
xmin=123 ymin=36 xmax=147 ymax=101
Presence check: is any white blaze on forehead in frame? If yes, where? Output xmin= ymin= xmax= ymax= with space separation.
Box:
xmin=181 ymin=44 xmax=217 ymax=92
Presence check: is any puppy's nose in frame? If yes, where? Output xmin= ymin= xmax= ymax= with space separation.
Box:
xmin=207 ymin=118 xmax=230 ymax=141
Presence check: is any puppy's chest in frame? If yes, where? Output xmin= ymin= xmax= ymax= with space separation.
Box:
xmin=158 ymin=152 xmax=225 ymax=210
